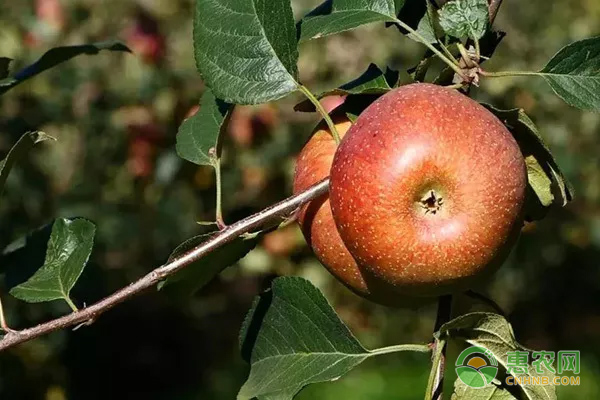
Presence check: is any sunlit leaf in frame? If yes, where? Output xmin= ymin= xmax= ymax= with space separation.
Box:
xmin=439 ymin=0 xmax=489 ymax=40
xmin=9 ymin=218 xmax=96 ymax=307
xmin=176 ymin=89 xmax=231 ymax=167
xmin=194 ymin=0 xmax=299 ymax=104
xmin=538 ymin=36 xmax=600 ymax=110
xmin=299 ymin=0 xmax=397 ymax=42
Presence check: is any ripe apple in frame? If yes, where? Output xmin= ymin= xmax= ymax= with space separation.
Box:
xmin=329 ymin=83 xmax=527 ymax=296
xmin=293 ymin=109 xmax=410 ymax=305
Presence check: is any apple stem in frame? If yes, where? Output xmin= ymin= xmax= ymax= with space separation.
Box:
xmin=426 ymin=295 xmax=453 ymax=400
xmin=298 ymin=85 xmax=341 ymax=144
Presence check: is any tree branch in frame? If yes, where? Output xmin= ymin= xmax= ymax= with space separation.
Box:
xmin=0 ymin=178 xmax=330 ymax=352
xmin=489 ymin=0 xmax=504 ymax=24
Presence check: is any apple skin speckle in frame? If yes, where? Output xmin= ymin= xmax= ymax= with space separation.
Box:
xmin=329 ymin=83 xmax=527 ymax=297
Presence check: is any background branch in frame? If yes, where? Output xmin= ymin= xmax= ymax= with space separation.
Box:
xmin=489 ymin=0 xmax=504 ymax=24
xmin=0 ymin=178 xmax=329 ymax=352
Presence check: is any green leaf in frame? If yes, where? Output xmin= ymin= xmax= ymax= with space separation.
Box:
xmin=238 ymin=277 xmax=428 ymax=399
xmin=194 ymin=0 xmax=299 ymax=104
xmin=439 ymin=0 xmax=489 ymax=40
xmin=0 ymin=41 xmax=130 ymax=95
xmin=176 ymin=89 xmax=231 ymax=167
xmin=294 ymin=63 xmax=397 ymax=112
xmin=158 ymin=231 xmax=258 ymax=297
xmin=393 ymin=0 xmax=405 ymax=13
xmin=438 ymin=313 xmax=557 ymax=400
xmin=451 ymin=378 xmax=517 ymax=400
xmin=0 ymin=131 xmax=55 ymax=203
xmin=9 ymin=218 xmax=96 ymax=307
xmin=538 ymin=36 xmax=600 ymax=110
xmin=299 ymin=0 xmax=397 ymax=42
xmin=0 ymin=57 xmax=11 ymax=79
xmin=238 ymin=277 xmax=369 ymax=399
xmin=408 ymin=0 xmax=442 ymax=44
xmin=482 ymin=105 xmax=573 ymax=221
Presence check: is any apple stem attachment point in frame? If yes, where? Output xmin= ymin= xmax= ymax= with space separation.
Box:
xmin=420 ymin=190 xmax=444 ymax=215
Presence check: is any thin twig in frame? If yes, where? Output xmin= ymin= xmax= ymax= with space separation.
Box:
xmin=0 ymin=179 xmax=330 ymax=352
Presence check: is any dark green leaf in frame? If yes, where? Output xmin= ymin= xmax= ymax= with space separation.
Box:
xmin=0 ymin=131 xmax=55 ymax=203
xmin=238 ymin=277 xmax=369 ymax=399
xmin=176 ymin=89 xmax=231 ymax=167
xmin=483 ymin=105 xmax=573 ymax=221
xmin=393 ymin=0 xmax=405 ymax=14
xmin=438 ymin=313 xmax=556 ymax=400
xmin=299 ymin=0 xmax=397 ymax=42
xmin=194 ymin=0 xmax=299 ymax=104
xmin=539 ymin=36 xmax=600 ymax=110
xmin=408 ymin=0 xmax=442 ymax=43
xmin=238 ymin=277 xmax=427 ymax=399
xmin=294 ymin=64 xmax=397 ymax=112
xmin=9 ymin=218 xmax=96 ymax=306
xmin=0 ymin=41 xmax=130 ymax=95
xmin=158 ymin=232 xmax=258 ymax=297
xmin=439 ymin=0 xmax=489 ymax=40
xmin=0 ymin=57 xmax=11 ymax=79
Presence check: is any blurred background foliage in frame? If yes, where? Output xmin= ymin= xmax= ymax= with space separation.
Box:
xmin=0 ymin=0 xmax=599 ymax=399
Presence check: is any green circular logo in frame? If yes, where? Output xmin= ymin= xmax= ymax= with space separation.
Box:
xmin=455 ymin=346 xmax=498 ymax=388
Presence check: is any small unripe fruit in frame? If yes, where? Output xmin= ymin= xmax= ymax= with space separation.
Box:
xmin=330 ymin=83 xmax=527 ymax=296
xmin=294 ymin=110 xmax=407 ymax=305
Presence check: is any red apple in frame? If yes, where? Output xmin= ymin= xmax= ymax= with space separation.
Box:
xmin=329 ymin=83 xmax=527 ymax=296
xmin=294 ymin=109 xmax=410 ymax=305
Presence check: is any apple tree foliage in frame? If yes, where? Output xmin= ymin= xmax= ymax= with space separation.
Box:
xmin=1 ymin=0 xmax=599 ymax=399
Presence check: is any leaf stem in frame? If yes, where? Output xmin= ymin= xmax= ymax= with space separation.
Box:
xmin=394 ymin=18 xmax=466 ymax=80
xmin=298 ymin=85 xmax=340 ymax=144
xmin=0 ymin=296 xmax=15 ymax=333
xmin=214 ymin=160 xmax=226 ymax=229
xmin=425 ymin=338 xmax=446 ymax=400
xmin=64 ymin=296 xmax=79 ymax=312
xmin=371 ymin=344 xmax=431 ymax=356
xmin=480 ymin=70 xmax=541 ymax=78
xmin=439 ymin=42 xmax=460 ymax=66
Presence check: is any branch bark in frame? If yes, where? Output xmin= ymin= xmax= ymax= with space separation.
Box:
xmin=0 ymin=178 xmax=329 ymax=352
xmin=489 ymin=0 xmax=504 ymax=24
